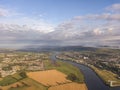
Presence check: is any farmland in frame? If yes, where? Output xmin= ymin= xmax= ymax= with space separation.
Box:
xmin=27 ymin=70 xmax=71 ymax=86
xmin=0 ymin=51 xmax=87 ymax=90
xmin=2 ymin=78 xmax=47 ymax=90
xmin=27 ymin=69 xmax=87 ymax=90
xmin=49 ymin=82 xmax=87 ymax=90
xmin=44 ymin=60 xmax=84 ymax=83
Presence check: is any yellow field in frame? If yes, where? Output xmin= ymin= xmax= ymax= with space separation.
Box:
xmin=0 ymin=78 xmax=2 ymax=81
xmin=27 ymin=70 xmax=71 ymax=86
xmin=49 ymin=82 xmax=87 ymax=90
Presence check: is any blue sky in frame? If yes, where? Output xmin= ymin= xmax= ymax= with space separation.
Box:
xmin=0 ymin=0 xmax=120 ymax=24
xmin=0 ymin=0 xmax=120 ymax=48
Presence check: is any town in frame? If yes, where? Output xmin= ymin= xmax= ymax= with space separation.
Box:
xmin=0 ymin=52 xmax=48 ymax=77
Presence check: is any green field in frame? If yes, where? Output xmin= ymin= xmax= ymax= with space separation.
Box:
xmin=9 ymin=78 xmax=48 ymax=90
xmin=0 ymin=72 xmax=27 ymax=86
xmin=0 ymin=75 xmax=18 ymax=86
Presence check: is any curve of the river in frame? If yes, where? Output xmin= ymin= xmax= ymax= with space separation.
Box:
xmin=50 ymin=53 xmax=120 ymax=90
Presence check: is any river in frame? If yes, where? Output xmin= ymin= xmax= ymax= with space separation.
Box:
xmin=50 ymin=53 xmax=120 ymax=90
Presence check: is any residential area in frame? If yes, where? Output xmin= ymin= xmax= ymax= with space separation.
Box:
xmin=0 ymin=52 xmax=48 ymax=77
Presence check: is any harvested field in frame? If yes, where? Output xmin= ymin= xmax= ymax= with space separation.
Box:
xmin=49 ymin=82 xmax=87 ymax=90
xmin=27 ymin=70 xmax=71 ymax=86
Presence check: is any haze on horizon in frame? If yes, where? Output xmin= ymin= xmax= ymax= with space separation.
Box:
xmin=0 ymin=0 xmax=120 ymax=49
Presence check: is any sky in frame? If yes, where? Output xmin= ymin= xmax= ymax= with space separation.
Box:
xmin=0 ymin=0 xmax=120 ymax=49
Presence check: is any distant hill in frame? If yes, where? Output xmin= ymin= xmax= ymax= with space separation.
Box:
xmin=17 ymin=46 xmax=97 ymax=52
xmin=0 ymin=48 xmax=15 ymax=53
xmin=1 ymin=45 xmax=119 ymax=52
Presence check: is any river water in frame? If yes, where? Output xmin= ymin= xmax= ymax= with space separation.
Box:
xmin=50 ymin=53 xmax=120 ymax=90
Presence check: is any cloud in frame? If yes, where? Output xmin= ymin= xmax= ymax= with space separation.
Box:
xmin=0 ymin=6 xmax=23 ymax=17
xmin=106 ymin=3 xmax=120 ymax=12
xmin=73 ymin=3 xmax=120 ymax=21
xmin=0 ymin=8 xmax=9 ymax=16
xmin=0 ymin=3 xmax=120 ymax=48
xmin=1 ymin=16 xmax=120 ymax=48
xmin=49 ymin=5 xmax=120 ymax=46
xmin=91 ymin=13 xmax=120 ymax=21
xmin=0 ymin=16 xmax=55 ymax=33
xmin=74 ymin=13 xmax=120 ymax=21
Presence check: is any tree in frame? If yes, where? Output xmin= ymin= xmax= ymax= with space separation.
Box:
xmin=66 ymin=73 xmax=79 ymax=82
xmin=19 ymin=71 xmax=27 ymax=78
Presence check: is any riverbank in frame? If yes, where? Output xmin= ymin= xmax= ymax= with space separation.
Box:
xmin=90 ymin=65 xmax=120 ymax=87
xmin=55 ymin=54 xmax=120 ymax=90
xmin=55 ymin=55 xmax=120 ymax=88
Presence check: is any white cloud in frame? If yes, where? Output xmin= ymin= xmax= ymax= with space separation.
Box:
xmin=0 ymin=3 xmax=120 ymax=48
xmin=0 ymin=16 xmax=55 ymax=33
xmin=0 ymin=7 xmax=24 ymax=18
xmin=0 ymin=8 xmax=9 ymax=16
xmin=93 ymin=28 xmax=104 ymax=35
xmin=73 ymin=3 xmax=120 ymax=21
xmin=74 ymin=13 xmax=120 ymax=21
xmin=49 ymin=5 xmax=120 ymax=46
xmin=106 ymin=3 xmax=120 ymax=12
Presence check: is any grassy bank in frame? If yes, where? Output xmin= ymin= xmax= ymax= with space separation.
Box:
xmin=91 ymin=65 xmax=120 ymax=87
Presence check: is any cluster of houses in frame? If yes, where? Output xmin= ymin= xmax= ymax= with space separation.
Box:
xmin=0 ymin=53 xmax=45 ymax=77
xmin=0 ymin=66 xmax=20 ymax=77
